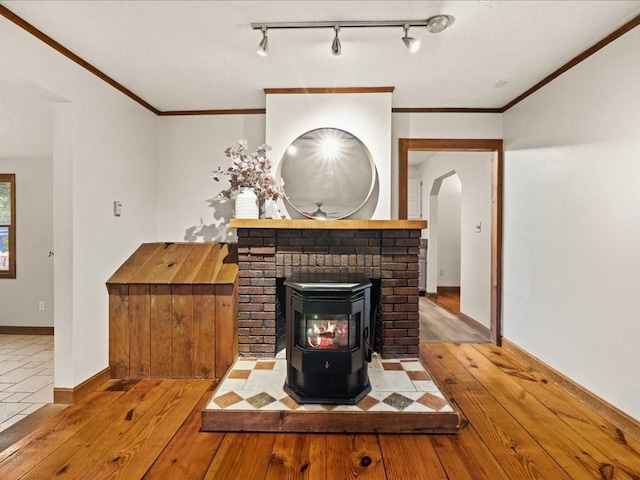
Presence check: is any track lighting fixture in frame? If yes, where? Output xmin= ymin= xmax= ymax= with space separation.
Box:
xmin=331 ymin=25 xmax=342 ymax=56
xmin=257 ymin=26 xmax=268 ymax=56
xmin=252 ymin=14 xmax=454 ymax=56
xmin=401 ymin=24 xmax=420 ymax=53
xmin=425 ymin=15 xmax=452 ymax=34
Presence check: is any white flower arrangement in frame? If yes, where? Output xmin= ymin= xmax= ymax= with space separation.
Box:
xmin=213 ymin=139 xmax=282 ymax=201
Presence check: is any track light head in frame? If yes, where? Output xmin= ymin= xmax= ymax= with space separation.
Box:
xmin=331 ymin=25 xmax=341 ymax=56
xmin=401 ymin=24 xmax=420 ymax=53
xmin=257 ymin=26 xmax=268 ymax=56
xmin=426 ymin=15 xmax=454 ymax=34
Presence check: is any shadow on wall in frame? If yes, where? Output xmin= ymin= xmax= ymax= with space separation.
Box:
xmin=184 ymin=197 xmax=235 ymax=243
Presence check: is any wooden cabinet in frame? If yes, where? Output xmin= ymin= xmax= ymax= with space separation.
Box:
xmin=106 ymin=242 xmax=238 ymax=380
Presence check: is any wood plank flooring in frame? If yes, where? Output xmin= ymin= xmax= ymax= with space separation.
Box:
xmin=1 ymin=343 xmax=639 ymax=479
xmin=420 ymin=297 xmax=488 ymax=343
xmin=432 ymin=291 xmax=461 ymax=314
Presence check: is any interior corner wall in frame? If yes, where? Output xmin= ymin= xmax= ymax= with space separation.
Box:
xmin=0 ymin=17 xmax=159 ymax=389
xmin=157 ymin=114 xmax=266 ymax=243
xmin=266 ymin=93 xmax=392 ymax=219
xmin=502 ymin=26 xmax=640 ymax=420
xmin=0 ymin=157 xmax=53 ymax=327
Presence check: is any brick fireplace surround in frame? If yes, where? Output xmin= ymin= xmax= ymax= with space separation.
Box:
xmin=230 ymin=219 xmax=428 ymax=359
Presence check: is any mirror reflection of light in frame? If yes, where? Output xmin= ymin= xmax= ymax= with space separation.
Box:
xmin=320 ymin=137 xmax=340 ymax=159
xmin=287 ymin=145 xmax=298 ymax=156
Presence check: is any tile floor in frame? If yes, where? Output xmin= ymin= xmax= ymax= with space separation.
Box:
xmin=0 ymin=334 xmax=54 ymax=433
xmin=206 ymin=351 xmax=453 ymax=414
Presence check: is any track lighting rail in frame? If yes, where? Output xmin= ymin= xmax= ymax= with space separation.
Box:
xmin=250 ymin=17 xmax=454 ymax=30
xmin=252 ymin=15 xmax=454 ymax=56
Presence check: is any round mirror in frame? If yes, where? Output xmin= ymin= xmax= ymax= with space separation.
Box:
xmin=279 ymin=128 xmax=376 ymax=220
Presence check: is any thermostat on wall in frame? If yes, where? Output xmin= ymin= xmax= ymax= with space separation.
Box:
xmin=113 ymin=200 xmax=123 ymax=217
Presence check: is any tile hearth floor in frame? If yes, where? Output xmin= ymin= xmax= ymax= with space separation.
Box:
xmin=203 ymin=351 xmax=458 ymax=434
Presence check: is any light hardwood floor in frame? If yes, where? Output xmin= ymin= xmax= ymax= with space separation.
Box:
xmin=0 ymin=343 xmax=638 ymax=479
xmin=419 ymin=297 xmax=488 ymax=343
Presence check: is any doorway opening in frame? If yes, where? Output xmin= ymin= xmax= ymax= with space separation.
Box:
xmin=399 ymin=138 xmax=503 ymax=345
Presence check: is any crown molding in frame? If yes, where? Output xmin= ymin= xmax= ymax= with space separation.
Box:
xmin=264 ymin=87 xmax=395 ymax=94
xmin=159 ymin=109 xmax=266 ymax=116
xmin=0 ymin=5 xmax=160 ymax=115
xmin=392 ymin=107 xmax=502 ymax=114
xmin=501 ymin=13 xmax=640 ymax=112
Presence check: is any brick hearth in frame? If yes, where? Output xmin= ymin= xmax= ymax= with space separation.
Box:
xmin=233 ymin=220 xmax=426 ymax=359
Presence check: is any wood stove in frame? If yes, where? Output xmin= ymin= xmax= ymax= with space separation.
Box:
xmin=283 ymin=272 xmax=372 ymax=404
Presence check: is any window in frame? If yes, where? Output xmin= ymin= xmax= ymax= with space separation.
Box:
xmin=0 ymin=174 xmax=16 ymax=278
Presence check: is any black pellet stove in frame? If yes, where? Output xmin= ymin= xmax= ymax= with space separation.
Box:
xmin=283 ymin=272 xmax=373 ymax=405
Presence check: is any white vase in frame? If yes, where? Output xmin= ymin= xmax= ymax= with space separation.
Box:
xmin=235 ymin=187 xmax=259 ymax=219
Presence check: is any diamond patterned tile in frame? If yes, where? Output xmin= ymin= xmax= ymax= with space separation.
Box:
xmin=204 ymin=354 xmax=456 ymax=431
xmin=382 ymin=392 xmax=414 ymax=411
xmin=368 ymin=370 xmax=414 ymax=392
xmin=407 ymin=370 xmax=431 ymax=381
xmin=244 ymin=370 xmax=282 ymax=390
xmin=417 ymin=392 xmax=449 ymax=411
xmin=412 ymin=381 xmax=441 ymax=393
xmin=356 ymin=395 xmax=380 ymax=411
xmin=213 ymin=391 xmax=243 ymax=408
xmin=400 ymin=360 xmax=426 ymax=371
xmin=246 ymin=392 xmax=277 ymax=409
xmin=381 ymin=362 xmax=403 ymax=371
xmin=228 ymin=369 xmax=252 ymax=380
xmin=279 ymin=395 xmax=302 ymax=411
xmin=254 ymin=361 xmax=276 ymax=370
xmin=321 ymin=404 xmax=338 ymax=411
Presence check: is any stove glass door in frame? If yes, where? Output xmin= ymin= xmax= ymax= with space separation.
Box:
xmin=296 ymin=312 xmax=359 ymax=350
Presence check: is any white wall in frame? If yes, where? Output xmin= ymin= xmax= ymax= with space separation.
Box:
xmin=418 ymin=152 xmax=492 ymax=327
xmin=157 ymin=115 xmax=266 ymax=242
xmin=157 ymin=111 xmax=502 ymax=239
xmin=0 ymin=157 xmax=53 ymax=327
xmin=0 ymin=17 xmax=158 ymax=388
xmin=502 ymin=26 xmax=640 ymax=419
xmin=436 ymin=174 xmax=462 ymax=287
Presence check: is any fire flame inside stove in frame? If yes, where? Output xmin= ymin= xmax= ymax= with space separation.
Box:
xmin=307 ymin=319 xmax=348 ymax=349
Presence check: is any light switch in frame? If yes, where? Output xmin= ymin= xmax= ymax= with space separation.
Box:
xmin=113 ymin=201 xmax=123 ymax=217
xmin=475 ymin=222 xmax=481 ymax=233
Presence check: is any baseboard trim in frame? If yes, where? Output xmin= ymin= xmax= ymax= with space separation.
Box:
xmin=458 ymin=312 xmax=491 ymax=338
xmin=0 ymin=326 xmax=54 ymax=335
xmin=437 ymin=286 xmax=461 ymax=294
xmin=426 ymin=292 xmax=438 ymax=300
xmin=54 ymin=367 xmax=111 ymax=404
xmin=502 ymin=338 xmax=640 ymax=441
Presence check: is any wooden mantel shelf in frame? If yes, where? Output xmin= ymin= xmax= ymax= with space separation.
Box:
xmin=230 ymin=219 xmax=427 ymax=230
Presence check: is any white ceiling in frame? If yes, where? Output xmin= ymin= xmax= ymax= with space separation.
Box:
xmin=2 ymin=1 xmax=639 ymax=113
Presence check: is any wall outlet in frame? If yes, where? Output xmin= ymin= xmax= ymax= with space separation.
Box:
xmin=439 ymin=269 xmax=444 ymax=276
xmin=39 ymin=301 xmax=45 ymax=311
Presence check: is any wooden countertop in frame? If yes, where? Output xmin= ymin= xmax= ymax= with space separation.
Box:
xmin=230 ymin=219 xmax=428 ymax=230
